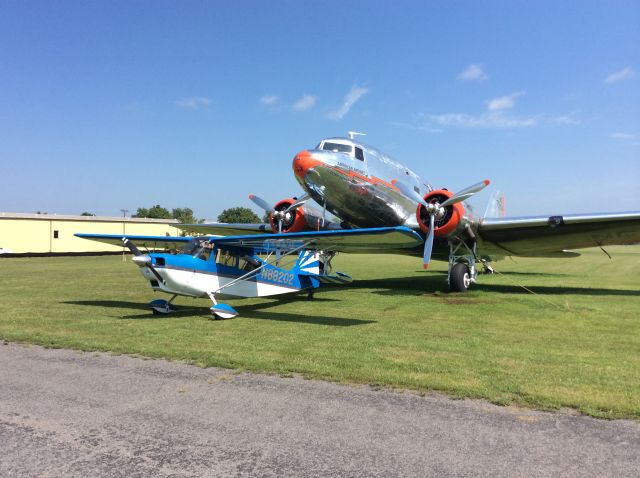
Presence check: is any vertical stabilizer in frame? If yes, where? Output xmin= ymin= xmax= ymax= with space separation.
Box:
xmin=483 ymin=190 xmax=507 ymax=218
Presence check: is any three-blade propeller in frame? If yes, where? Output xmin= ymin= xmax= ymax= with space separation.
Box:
xmin=249 ymin=193 xmax=310 ymax=233
xmin=392 ymin=179 xmax=490 ymax=269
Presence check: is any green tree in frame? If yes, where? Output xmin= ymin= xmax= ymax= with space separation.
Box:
xmin=80 ymin=212 xmax=95 ymax=216
xmin=133 ymin=205 xmax=171 ymax=219
xmin=171 ymin=207 xmax=204 ymax=224
xmin=217 ymin=207 xmax=261 ymax=223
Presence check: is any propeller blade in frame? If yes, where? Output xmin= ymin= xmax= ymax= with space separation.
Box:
xmin=122 ymin=237 xmax=142 ymax=256
xmin=127 ymin=247 xmax=165 ymax=284
xmin=147 ymin=262 xmax=165 ymax=284
xmin=283 ymin=193 xmax=310 ymax=213
xmin=248 ymin=194 xmax=275 ymax=213
xmin=391 ymin=179 xmax=428 ymax=207
xmin=440 ymin=179 xmax=490 ymax=208
xmin=423 ymin=214 xmax=436 ymax=269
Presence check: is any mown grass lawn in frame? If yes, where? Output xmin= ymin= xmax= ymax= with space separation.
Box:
xmin=1 ymin=247 xmax=638 ymax=419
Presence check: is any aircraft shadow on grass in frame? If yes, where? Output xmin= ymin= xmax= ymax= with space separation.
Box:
xmin=336 ymin=275 xmax=640 ymax=297
xmin=63 ymin=298 xmax=374 ymax=327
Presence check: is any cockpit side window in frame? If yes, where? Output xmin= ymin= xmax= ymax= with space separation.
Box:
xmin=355 ymin=147 xmax=364 ymax=161
xmin=217 ymin=250 xmax=238 ymax=268
xmin=321 ymin=142 xmax=353 ymax=155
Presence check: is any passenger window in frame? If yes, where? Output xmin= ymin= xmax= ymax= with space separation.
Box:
xmin=355 ymin=147 xmax=364 ymax=161
xmin=238 ymin=255 xmax=260 ymax=272
xmin=218 ymin=250 xmax=237 ymax=268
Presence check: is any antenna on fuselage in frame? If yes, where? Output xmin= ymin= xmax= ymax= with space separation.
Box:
xmin=347 ymin=131 xmax=366 ymax=140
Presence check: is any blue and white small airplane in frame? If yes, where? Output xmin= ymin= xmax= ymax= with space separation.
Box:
xmin=76 ymin=226 xmax=422 ymax=318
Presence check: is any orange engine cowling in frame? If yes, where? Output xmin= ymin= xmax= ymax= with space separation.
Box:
xmin=269 ymin=198 xmax=308 ymax=233
xmin=416 ymin=189 xmax=465 ymax=237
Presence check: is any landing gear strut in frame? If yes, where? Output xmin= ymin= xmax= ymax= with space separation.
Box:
xmin=447 ymin=240 xmax=477 ymax=292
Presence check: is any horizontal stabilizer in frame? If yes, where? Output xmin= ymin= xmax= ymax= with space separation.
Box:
xmin=306 ymin=271 xmax=353 ymax=285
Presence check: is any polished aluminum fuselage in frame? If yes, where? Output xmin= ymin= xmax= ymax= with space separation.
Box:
xmin=294 ymin=138 xmax=431 ymax=228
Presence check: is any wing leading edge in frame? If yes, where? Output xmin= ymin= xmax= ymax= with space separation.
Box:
xmin=477 ymin=211 xmax=640 ymax=257
xmin=75 ymin=227 xmax=423 ymax=254
xmin=210 ymin=226 xmax=423 ymax=253
xmin=74 ymin=233 xmax=192 ymax=249
xmin=177 ymin=222 xmax=272 ymax=236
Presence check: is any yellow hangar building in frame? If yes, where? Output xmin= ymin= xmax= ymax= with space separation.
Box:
xmin=0 ymin=213 xmax=181 ymax=254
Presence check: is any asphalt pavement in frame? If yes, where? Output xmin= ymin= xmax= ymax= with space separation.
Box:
xmin=0 ymin=342 xmax=638 ymax=477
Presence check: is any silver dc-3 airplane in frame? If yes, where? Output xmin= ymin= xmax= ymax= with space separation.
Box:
xmin=77 ymin=133 xmax=640 ymax=319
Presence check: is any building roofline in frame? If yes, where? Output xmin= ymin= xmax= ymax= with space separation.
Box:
xmin=0 ymin=212 xmax=180 ymax=224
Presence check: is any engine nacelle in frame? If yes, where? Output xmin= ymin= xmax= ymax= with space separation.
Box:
xmin=269 ymin=198 xmax=327 ymax=233
xmin=416 ymin=189 xmax=465 ymax=237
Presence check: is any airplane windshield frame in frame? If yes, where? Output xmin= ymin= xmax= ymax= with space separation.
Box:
xmin=320 ymin=141 xmax=353 ymax=155
xmin=180 ymin=237 xmax=210 ymax=256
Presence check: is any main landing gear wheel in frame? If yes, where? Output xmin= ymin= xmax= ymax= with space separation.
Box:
xmin=449 ymin=263 xmax=472 ymax=292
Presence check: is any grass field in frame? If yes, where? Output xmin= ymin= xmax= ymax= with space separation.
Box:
xmin=1 ymin=247 xmax=639 ymax=419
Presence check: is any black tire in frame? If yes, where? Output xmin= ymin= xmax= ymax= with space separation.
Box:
xmin=449 ymin=263 xmax=471 ymax=292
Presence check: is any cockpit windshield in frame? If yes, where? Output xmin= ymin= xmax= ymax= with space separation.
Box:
xmin=320 ymin=141 xmax=353 ymax=155
xmin=180 ymin=237 xmax=210 ymax=256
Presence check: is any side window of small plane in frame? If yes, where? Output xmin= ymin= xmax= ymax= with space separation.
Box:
xmin=238 ymin=255 xmax=260 ymax=272
xmin=355 ymin=147 xmax=364 ymax=161
xmin=218 ymin=251 xmax=237 ymax=268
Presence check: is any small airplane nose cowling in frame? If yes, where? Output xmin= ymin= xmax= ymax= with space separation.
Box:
xmin=132 ymin=255 xmax=151 ymax=267
xmin=292 ymin=150 xmax=322 ymax=181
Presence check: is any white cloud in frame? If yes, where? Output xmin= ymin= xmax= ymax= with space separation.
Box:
xmin=605 ymin=66 xmax=635 ymax=84
xmin=174 ymin=96 xmax=212 ymax=110
xmin=327 ymin=85 xmax=370 ymax=120
xmin=610 ymin=132 xmax=638 ymax=140
xmin=421 ymin=111 xmax=540 ymax=129
xmin=259 ymin=94 xmax=279 ymax=106
xmin=292 ymin=94 xmax=316 ymax=111
xmin=549 ymin=113 xmax=581 ymax=125
xmin=485 ymin=91 xmax=525 ymax=111
xmin=458 ymin=64 xmax=488 ymax=81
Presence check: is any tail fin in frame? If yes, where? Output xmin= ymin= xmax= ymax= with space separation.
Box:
xmin=294 ymin=250 xmax=320 ymax=275
xmin=483 ymin=190 xmax=506 ymax=218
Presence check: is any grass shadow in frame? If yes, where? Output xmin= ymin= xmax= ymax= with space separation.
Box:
xmin=474 ymin=283 xmax=640 ymax=296
xmin=62 ymin=297 xmax=367 ymax=326
xmin=338 ymin=274 xmax=639 ymax=297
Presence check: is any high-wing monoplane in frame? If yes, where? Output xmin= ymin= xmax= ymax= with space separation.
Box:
xmin=76 ymin=227 xmax=422 ymax=318
xmin=181 ymin=134 xmax=640 ymax=293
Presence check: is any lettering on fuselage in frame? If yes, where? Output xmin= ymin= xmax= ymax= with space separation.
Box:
xmin=258 ymin=268 xmax=295 ymax=285
xmin=337 ymin=161 xmax=366 ymax=176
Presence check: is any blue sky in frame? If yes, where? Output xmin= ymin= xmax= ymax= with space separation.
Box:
xmin=1 ymin=0 xmax=638 ymax=219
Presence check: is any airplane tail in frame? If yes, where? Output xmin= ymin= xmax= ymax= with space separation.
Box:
xmin=483 ymin=189 xmax=506 ymax=218
xmin=294 ymin=251 xmax=353 ymax=285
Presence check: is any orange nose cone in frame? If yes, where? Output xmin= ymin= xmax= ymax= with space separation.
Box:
xmin=292 ymin=150 xmax=322 ymax=180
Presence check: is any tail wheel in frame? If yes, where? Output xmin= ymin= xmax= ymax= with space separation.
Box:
xmin=449 ymin=263 xmax=471 ymax=292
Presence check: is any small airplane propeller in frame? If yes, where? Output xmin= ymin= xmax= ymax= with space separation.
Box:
xmin=392 ymin=179 xmax=490 ymax=269
xmin=123 ymin=238 xmax=165 ymax=284
xmin=249 ymin=193 xmax=310 ymax=233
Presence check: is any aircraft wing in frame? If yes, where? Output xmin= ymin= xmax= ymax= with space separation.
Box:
xmin=176 ymin=223 xmax=272 ymax=236
xmin=211 ymin=226 xmax=423 ymax=253
xmin=477 ymin=211 xmax=640 ymax=257
xmin=75 ymin=233 xmax=192 ymax=249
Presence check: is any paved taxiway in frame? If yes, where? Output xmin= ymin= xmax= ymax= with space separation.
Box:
xmin=1 ymin=342 xmax=638 ymax=477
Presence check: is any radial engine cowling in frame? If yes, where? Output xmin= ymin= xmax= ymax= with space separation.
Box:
xmin=269 ymin=198 xmax=326 ymax=233
xmin=416 ymin=189 xmax=465 ymax=237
